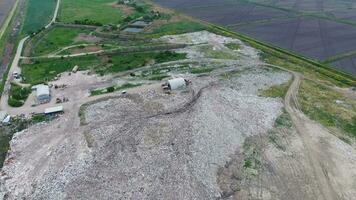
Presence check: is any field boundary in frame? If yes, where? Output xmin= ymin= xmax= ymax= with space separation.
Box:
xmin=206 ymin=24 xmax=356 ymax=85
xmin=0 ymin=0 xmax=19 ymax=40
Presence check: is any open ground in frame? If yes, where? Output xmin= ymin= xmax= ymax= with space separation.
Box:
xmin=0 ymin=0 xmax=355 ymax=199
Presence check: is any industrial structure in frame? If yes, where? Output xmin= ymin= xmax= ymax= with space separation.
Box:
xmin=167 ymin=78 xmax=188 ymax=90
xmin=33 ymin=84 xmax=51 ymax=104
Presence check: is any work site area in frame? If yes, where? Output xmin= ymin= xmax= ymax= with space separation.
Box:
xmin=0 ymin=0 xmax=355 ymax=199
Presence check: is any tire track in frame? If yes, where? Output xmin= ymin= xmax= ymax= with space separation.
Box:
xmin=283 ymin=71 xmax=340 ymax=200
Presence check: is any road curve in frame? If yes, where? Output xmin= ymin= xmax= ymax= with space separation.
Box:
xmin=284 ymin=72 xmax=340 ymax=200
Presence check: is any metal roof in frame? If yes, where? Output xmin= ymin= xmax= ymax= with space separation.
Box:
xmin=45 ymin=106 xmax=63 ymax=114
xmin=35 ymin=84 xmax=50 ymax=97
xmin=168 ymin=78 xmax=186 ymax=90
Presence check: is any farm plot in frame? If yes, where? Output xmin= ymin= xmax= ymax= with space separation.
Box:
xmin=22 ymin=0 xmax=57 ymax=34
xmin=154 ymin=0 xmax=292 ymax=26
xmin=153 ymin=0 xmax=356 ymax=75
xmin=234 ymin=17 xmax=356 ymax=68
xmin=0 ymin=0 xmax=15 ymax=27
xmin=332 ymin=57 xmax=356 ymax=75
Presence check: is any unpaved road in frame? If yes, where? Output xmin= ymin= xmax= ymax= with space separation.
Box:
xmin=284 ymin=72 xmax=356 ymax=200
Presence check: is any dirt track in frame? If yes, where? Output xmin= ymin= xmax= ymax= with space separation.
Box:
xmin=282 ymin=71 xmax=356 ymax=200
xmin=284 ymin=73 xmax=339 ymax=200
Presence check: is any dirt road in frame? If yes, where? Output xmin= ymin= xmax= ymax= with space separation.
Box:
xmin=285 ymin=73 xmax=340 ymax=200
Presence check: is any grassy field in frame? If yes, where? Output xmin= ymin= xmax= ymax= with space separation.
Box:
xmin=59 ymin=0 xmax=125 ymax=25
xmin=299 ymin=80 xmax=356 ymax=140
xmin=21 ymin=51 xmax=186 ymax=85
xmin=90 ymin=83 xmax=142 ymax=96
xmin=22 ymin=55 xmax=101 ymax=85
xmin=31 ymin=27 xmax=91 ymax=56
xmin=22 ymin=0 xmax=57 ymax=34
xmin=149 ymin=20 xmax=207 ymax=37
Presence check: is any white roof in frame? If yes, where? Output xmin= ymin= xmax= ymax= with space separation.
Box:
xmin=2 ymin=115 xmax=11 ymax=123
xmin=168 ymin=78 xmax=186 ymax=90
xmin=45 ymin=106 xmax=63 ymax=114
xmin=35 ymin=84 xmax=50 ymax=97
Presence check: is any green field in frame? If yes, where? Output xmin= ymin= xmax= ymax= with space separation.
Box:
xmin=22 ymin=55 xmax=101 ymax=85
xmin=22 ymin=0 xmax=57 ymax=34
xmin=21 ymin=51 xmax=186 ymax=85
xmin=32 ymin=27 xmax=91 ymax=56
xmin=150 ymin=20 xmax=207 ymax=37
xmin=59 ymin=0 xmax=125 ymax=25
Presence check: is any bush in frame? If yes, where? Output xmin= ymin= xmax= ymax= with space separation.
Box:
xmin=8 ymin=98 xmax=24 ymax=107
xmin=106 ymin=86 xmax=115 ymax=93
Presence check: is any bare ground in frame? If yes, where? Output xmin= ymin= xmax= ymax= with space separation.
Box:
xmin=0 ymin=31 xmax=356 ymax=200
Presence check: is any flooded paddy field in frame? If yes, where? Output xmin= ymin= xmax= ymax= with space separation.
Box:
xmin=152 ymin=0 xmax=356 ymax=75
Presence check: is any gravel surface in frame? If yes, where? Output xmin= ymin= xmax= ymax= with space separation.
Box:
xmin=0 ymin=31 xmax=292 ymax=199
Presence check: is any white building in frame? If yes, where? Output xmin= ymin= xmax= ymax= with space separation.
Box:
xmin=167 ymin=78 xmax=187 ymax=90
xmin=33 ymin=84 xmax=50 ymax=104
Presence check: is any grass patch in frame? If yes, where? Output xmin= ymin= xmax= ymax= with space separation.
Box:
xmin=32 ymin=27 xmax=91 ymax=56
xmin=190 ymin=67 xmax=214 ymax=74
xmin=90 ymin=83 xmax=141 ymax=96
xmin=199 ymin=45 xmax=238 ymax=60
xmin=299 ymin=80 xmax=356 ymax=138
xmin=259 ymin=81 xmax=291 ymax=98
xmin=150 ymin=20 xmax=207 ymax=37
xmin=22 ymin=0 xmax=57 ymax=34
xmin=99 ymin=51 xmax=186 ymax=74
xmin=267 ymin=109 xmax=293 ymax=151
xmin=225 ymin=43 xmax=241 ymax=50
xmin=275 ymin=110 xmax=293 ymax=128
xmin=22 ymin=51 xmax=186 ymax=85
xmin=242 ymin=137 xmax=262 ymax=176
xmin=8 ymin=84 xmax=31 ymax=107
xmin=148 ymin=74 xmax=170 ymax=81
xmin=22 ymin=55 xmax=101 ymax=85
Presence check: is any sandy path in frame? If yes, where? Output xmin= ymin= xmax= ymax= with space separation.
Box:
xmin=284 ymin=72 xmax=340 ymax=200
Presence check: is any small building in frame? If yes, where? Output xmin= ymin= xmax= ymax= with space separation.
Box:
xmin=167 ymin=78 xmax=187 ymax=90
xmin=45 ymin=105 xmax=63 ymax=115
xmin=33 ymin=84 xmax=50 ymax=104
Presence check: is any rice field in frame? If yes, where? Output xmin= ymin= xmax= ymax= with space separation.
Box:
xmin=152 ymin=0 xmax=356 ymax=75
